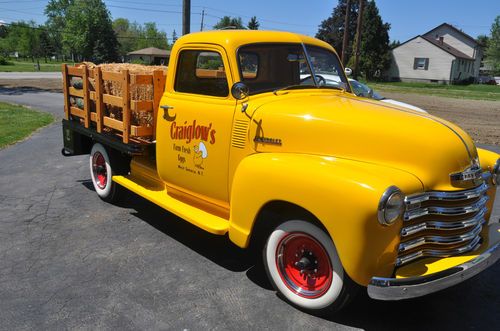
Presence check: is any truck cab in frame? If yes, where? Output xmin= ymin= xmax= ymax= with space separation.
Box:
xmin=62 ymin=30 xmax=500 ymax=314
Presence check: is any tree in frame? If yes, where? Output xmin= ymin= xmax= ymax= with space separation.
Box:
xmin=317 ymin=0 xmax=391 ymax=80
xmin=485 ymin=16 xmax=500 ymax=74
xmin=357 ymin=1 xmax=391 ymax=80
xmin=389 ymin=40 xmax=401 ymax=48
xmin=247 ymin=16 xmax=260 ymax=30
xmin=213 ymin=16 xmax=245 ymax=30
xmin=172 ymin=29 xmax=178 ymax=43
xmin=0 ymin=24 xmax=8 ymax=39
xmin=476 ymin=34 xmax=489 ymax=50
xmin=112 ymin=19 xmax=169 ymax=58
xmin=45 ymin=0 xmax=118 ymax=62
xmin=113 ymin=18 xmax=135 ymax=58
xmin=44 ymin=0 xmax=73 ymax=59
xmin=316 ymin=0 xmax=360 ymax=61
xmin=138 ymin=22 xmax=168 ymax=50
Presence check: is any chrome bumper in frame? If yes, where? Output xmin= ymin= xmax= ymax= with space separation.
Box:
xmin=367 ymin=241 xmax=500 ymax=300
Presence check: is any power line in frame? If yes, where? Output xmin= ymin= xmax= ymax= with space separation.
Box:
xmin=108 ymin=3 xmax=315 ymax=29
xmin=0 ymin=7 xmax=46 ymax=17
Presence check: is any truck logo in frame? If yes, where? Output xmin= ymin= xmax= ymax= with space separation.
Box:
xmin=170 ymin=120 xmax=216 ymax=144
xmin=450 ymin=158 xmax=483 ymax=186
xmin=254 ymin=136 xmax=282 ymax=146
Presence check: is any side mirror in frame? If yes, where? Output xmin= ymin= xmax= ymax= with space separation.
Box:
xmin=345 ymin=67 xmax=352 ymax=76
xmin=231 ymin=82 xmax=249 ymax=100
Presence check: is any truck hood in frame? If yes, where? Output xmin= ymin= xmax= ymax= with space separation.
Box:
xmin=248 ymin=91 xmax=479 ymax=191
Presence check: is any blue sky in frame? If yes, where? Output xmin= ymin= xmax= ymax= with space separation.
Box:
xmin=0 ymin=0 xmax=499 ymax=42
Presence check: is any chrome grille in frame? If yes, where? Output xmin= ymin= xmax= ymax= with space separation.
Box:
xmin=396 ymin=182 xmax=489 ymax=266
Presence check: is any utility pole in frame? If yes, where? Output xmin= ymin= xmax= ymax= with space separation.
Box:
xmin=341 ymin=0 xmax=351 ymax=65
xmin=200 ymin=9 xmax=205 ymax=31
xmin=353 ymin=0 xmax=364 ymax=79
xmin=182 ymin=0 xmax=191 ymax=35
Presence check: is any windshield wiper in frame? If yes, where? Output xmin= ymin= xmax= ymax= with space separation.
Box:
xmin=273 ymin=85 xmax=316 ymax=95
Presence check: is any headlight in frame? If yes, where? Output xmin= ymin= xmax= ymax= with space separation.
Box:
xmin=378 ymin=186 xmax=405 ymax=226
xmin=493 ymin=158 xmax=500 ymax=185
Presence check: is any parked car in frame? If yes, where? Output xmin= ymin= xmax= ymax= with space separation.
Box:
xmin=300 ymin=72 xmax=427 ymax=113
xmin=348 ymin=79 xmax=427 ymax=113
xmin=478 ymin=76 xmax=497 ymax=85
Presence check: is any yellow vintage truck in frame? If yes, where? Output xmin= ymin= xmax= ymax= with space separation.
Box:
xmin=61 ymin=30 xmax=500 ymax=313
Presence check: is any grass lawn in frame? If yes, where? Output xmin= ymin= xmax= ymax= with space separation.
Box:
xmin=0 ymin=102 xmax=54 ymax=148
xmin=367 ymin=81 xmax=500 ymax=101
xmin=0 ymin=60 xmax=70 ymax=72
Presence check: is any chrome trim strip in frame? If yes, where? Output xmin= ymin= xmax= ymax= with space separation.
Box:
xmin=424 ymin=116 xmax=475 ymax=163
xmin=398 ymin=224 xmax=483 ymax=253
xmin=368 ymin=241 xmax=500 ymax=301
xmin=301 ymin=43 xmax=319 ymax=87
xmin=396 ymin=236 xmax=482 ymax=266
xmin=405 ymin=182 xmax=489 ymax=206
xmin=404 ymin=195 xmax=489 ymax=221
xmin=400 ymin=208 xmax=487 ymax=237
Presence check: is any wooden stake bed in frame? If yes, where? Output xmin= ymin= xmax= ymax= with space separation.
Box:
xmin=62 ymin=64 xmax=166 ymax=144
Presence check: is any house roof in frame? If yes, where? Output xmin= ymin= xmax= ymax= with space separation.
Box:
xmin=392 ymin=35 xmax=474 ymax=60
xmin=127 ymin=47 xmax=170 ymax=56
xmin=421 ymin=35 xmax=474 ymax=60
xmin=423 ymin=23 xmax=478 ymax=46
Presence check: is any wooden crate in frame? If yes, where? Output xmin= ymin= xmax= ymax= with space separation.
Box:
xmin=62 ymin=64 xmax=166 ymax=144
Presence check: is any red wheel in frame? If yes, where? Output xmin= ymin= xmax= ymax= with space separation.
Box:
xmin=276 ymin=232 xmax=333 ymax=299
xmin=89 ymin=143 xmax=121 ymax=202
xmin=92 ymin=151 xmax=108 ymax=190
xmin=264 ymin=220 xmax=356 ymax=313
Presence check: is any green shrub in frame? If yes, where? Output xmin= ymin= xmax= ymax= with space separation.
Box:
xmin=130 ymin=59 xmax=147 ymax=65
xmin=0 ymin=56 xmax=13 ymax=65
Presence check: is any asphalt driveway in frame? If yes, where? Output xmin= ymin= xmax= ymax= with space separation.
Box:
xmin=0 ymin=88 xmax=499 ymax=330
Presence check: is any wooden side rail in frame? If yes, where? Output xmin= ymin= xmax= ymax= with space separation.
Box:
xmin=62 ymin=64 xmax=166 ymax=143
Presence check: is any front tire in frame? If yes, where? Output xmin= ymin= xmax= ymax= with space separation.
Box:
xmin=89 ymin=143 xmax=121 ymax=202
xmin=263 ymin=220 xmax=355 ymax=313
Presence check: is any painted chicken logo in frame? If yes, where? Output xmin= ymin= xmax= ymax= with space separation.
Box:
xmin=193 ymin=142 xmax=208 ymax=169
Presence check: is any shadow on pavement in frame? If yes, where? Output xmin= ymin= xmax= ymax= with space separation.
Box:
xmin=0 ymin=86 xmax=61 ymax=94
xmin=80 ymin=180 xmax=500 ymax=330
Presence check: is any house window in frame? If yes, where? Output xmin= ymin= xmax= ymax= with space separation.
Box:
xmin=413 ymin=57 xmax=429 ymax=70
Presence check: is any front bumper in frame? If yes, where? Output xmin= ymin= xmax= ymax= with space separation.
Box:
xmin=367 ymin=241 xmax=500 ymax=300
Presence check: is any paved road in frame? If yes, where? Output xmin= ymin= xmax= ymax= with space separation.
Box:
xmin=0 ymin=88 xmax=499 ymax=330
xmin=0 ymin=72 xmax=62 ymax=80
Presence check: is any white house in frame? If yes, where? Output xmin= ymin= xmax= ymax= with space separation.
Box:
xmin=389 ymin=23 xmax=482 ymax=83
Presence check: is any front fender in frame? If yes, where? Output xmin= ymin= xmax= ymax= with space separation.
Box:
xmin=228 ymin=153 xmax=423 ymax=285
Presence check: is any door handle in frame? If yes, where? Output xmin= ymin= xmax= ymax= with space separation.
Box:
xmin=160 ymin=105 xmax=176 ymax=121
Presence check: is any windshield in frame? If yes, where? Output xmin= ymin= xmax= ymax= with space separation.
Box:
xmin=237 ymin=43 xmax=350 ymax=95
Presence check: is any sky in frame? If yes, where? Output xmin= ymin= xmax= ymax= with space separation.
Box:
xmin=0 ymin=0 xmax=499 ymax=42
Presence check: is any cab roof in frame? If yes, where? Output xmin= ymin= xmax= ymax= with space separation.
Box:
xmin=176 ymin=30 xmax=336 ymax=54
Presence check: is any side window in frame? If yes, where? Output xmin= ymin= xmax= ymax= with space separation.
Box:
xmin=174 ymin=50 xmax=229 ymax=97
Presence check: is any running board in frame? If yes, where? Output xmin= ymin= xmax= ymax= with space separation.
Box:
xmin=112 ymin=174 xmax=229 ymax=235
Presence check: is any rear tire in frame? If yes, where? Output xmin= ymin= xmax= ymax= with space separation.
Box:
xmin=263 ymin=220 xmax=357 ymax=314
xmin=89 ymin=143 xmax=122 ymax=203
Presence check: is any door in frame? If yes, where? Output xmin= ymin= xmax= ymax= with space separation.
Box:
xmin=156 ymin=45 xmax=236 ymax=204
